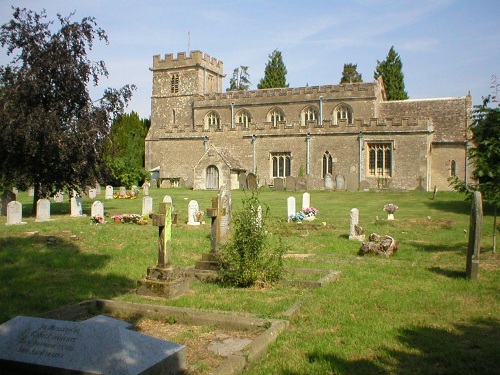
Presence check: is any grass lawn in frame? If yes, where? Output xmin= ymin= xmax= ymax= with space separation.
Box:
xmin=0 ymin=188 xmax=499 ymax=374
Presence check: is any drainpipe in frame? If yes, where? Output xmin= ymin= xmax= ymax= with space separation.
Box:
xmin=231 ymin=102 xmax=235 ymax=129
xmin=252 ymin=135 xmax=256 ymax=174
xmin=465 ymin=140 xmax=469 ymax=190
xmin=306 ymin=133 xmax=311 ymax=175
xmin=358 ymin=132 xmax=363 ymax=189
xmin=204 ymin=136 xmax=209 ymax=151
xmin=319 ymin=96 xmax=323 ymax=126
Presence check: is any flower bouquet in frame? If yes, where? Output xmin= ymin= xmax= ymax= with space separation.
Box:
xmin=90 ymin=214 xmax=106 ymax=225
xmin=383 ymin=203 xmax=398 ymax=220
xmin=289 ymin=207 xmax=318 ymax=223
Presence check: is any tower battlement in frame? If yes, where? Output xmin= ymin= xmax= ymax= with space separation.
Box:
xmin=152 ymin=50 xmax=224 ymax=75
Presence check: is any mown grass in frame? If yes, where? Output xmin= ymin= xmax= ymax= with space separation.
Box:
xmin=0 ymin=188 xmax=499 ymax=374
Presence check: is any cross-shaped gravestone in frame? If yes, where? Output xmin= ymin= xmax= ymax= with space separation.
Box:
xmin=206 ymin=196 xmax=226 ymax=253
xmin=151 ymin=202 xmax=172 ymax=269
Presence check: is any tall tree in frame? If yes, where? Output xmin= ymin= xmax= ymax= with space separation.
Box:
xmin=340 ymin=63 xmax=363 ymax=84
xmin=227 ymin=66 xmax=251 ymax=91
xmin=374 ymin=46 xmax=408 ymax=100
xmin=0 ymin=7 xmax=135 ymax=211
xmin=449 ymin=97 xmax=500 ymax=252
xmin=257 ymin=49 xmax=289 ymax=89
xmin=101 ymin=112 xmax=148 ymax=187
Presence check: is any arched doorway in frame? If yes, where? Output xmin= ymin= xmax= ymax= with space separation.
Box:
xmin=206 ymin=165 xmax=219 ymax=190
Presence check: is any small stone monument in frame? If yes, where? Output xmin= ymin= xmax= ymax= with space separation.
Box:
xmin=246 ymin=173 xmax=257 ymax=190
xmin=137 ymin=202 xmax=190 ymax=298
xmin=105 ymin=185 xmax=114 ymax=200
xmin=466 ymin=191 xmax=483 ymax=280
xmin=302 ymin=192 xmax=311 ymax=210
xmin=95 ymin=182 xmax=101 ymax=195
xmin=163 ymin=195 xmax=173 ymax=204
xmin=150 ymin=178 xmax=157 ymax=188
xmin=28 ymin=186 xmax=35 ymax=197
xmin=91 ymin=201 xmax=104 ymax=218
xmin=274 ymin=178 xmax=284 ymax=191
xmin=349 ymin=208 xmax=365 ymax=241
xmin=335 ymin=174 xmax=346 ymax=191
xmin=324 ymin=173 xmax=333 ymax=191
xmin=142 ymin=196 xmax=153 ymax=216
xmin=295 ymin=177 xmax=307 ymax=192
xmin=119 ymin=186 xmax=127 ymax=197
xmin=219 ymin=185 xmax=232 ymax=241
xmin=53 ymin=191 xmax=64 ymax=203
xmin=88 ymin=188 xmax=97 ymax=199
xmin=36 ymin=199 xmax=53 ymax=222
xmin=285 ymin=176 xmax=296 ymax=191
xmin=287 ymin=196 xmax=296 ymax=222
xmin=187 ymin=200 xmax=200 ymax=226
xmin=238 ymin=173 xmax=247 ymax=190
xmin=6 ymin=201 xmax=27 ymax=225
xmin=142 ymin=182 xmax=149 ymax=196
xmin=70 ymin=194 xmax=85 ymax=217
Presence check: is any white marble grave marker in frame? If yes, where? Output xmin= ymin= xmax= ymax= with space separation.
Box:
xmin=91 ymin=201 xmax=104 ymax=218
xmin=163 ymin=195 xmax=173 ymax=204
xmin=6 ymin=201 xmax=26 ymax=225
xmin=119 ymin=186 xmax=127 ymax=197
xmin=187 ymin=200 xmax=200 ymax=225
xmin=28 ymin=186 xmax=35 ymax=197
xmin=302 ymin=192 xmax=310 ymax=210
xmin=70 ymin=196 xmax=85 ymax=217
xmin=53 ymin=191 xmax=64 ymax=203
xmin=142 ymin=196 xmax=153 ymax=216
xmin=105 ymin=185 xmax=114 ymax=200
xmin=287 ymin=196 xmax=296 ymax=222
xmin=36 ymin=199 xmax=52 ymax=222
xmin=88 ymin=188 xmax=97 ymax=199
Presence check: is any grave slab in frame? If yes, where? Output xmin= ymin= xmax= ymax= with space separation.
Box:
xmin=0 ymin=315 xmax=186 ymax=375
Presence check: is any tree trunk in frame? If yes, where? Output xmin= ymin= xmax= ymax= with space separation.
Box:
xmin=32 ymin=183 xmax=41 ymax=216
xmin=493 ymin=207 xmax=497 ymax=254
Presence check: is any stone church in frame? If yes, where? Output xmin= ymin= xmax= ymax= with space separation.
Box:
xmin=145 ymin=50 xmax=472 ymax=191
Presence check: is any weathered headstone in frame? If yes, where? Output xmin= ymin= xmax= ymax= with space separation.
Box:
xmin=302 ymin=192 xmax=311 ymax=210
xmin=285 ymin=176 xmax=296 ymax=191
xmin=185 ymin=177 xmax=193 ymax=189
xmin=324 ymin=173 xmax=333 ymax=191
xmin=70 ymin=195 xmax=85 ymax=217
xmin=150 ymin=178 xmax=157 ymax=188
xmin=416 ymin=176 xmax=426 ymax=191
xmin=142 ymin=196 xmax=153 ymax=216
xmin=36 ymin=199 xmax=52 ymax=222
xmin=53 ymin=191 xmax=64 ymax=203
xmin=160 ymin=180 xmax=171 ymax=188
xmin=91 ymin=201 xmax=104 ymax=218
xmin=28 ymin=186 xmax=35 ymax=197
xmin=1 ymin=190 xmax=16 ymax=216
xmin=238 ymin=173 xmax=247 ymax=190
xmin=142 ymin=182 xmax=149 ymax=196
xmin=163 ymin=195 xmax=173 ymax=204
xmin=88 ymin=188 xmax=97 ymax=199
xmin=295 ymin=177 xmax=307 ymax=192
xmin=6 ymin=201 xmax=27 ymax=225
xmin=246 ymin=173 xmax=257 ymax=190
xmin=187 ymin=200 xmax=200 ymax=226
xmin=137 ymin=202 xmax=190 ymax=298
xmin=359 ymin=180 xmax=370 ymax=191
xmin=349 ymin=208 xmax=365 ymax=241
xmin=287 ymin=196 xmax=296 ymax=222
xmin=119 ymin=186 xmax=127 ymax=197
xmin=274 ymin=177 xmax=284 ymax=191
xmin=95 ymin=183 xmax=101 ymax=195
xmin=105 ymin=185 xmax=114 ymax=200
xmin=335 ymin=174 xmax=346 ymax=191
xmin=219 ymin=185 xmax=232 ymax=242
xmin=466 ymin=191 xmax=483 ymax=280
xmin=0 ymin=315 xmax=186 ymax=375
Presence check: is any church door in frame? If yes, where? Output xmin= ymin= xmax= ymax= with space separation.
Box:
xmin=206 ymin=165 xmax=219 ymax=190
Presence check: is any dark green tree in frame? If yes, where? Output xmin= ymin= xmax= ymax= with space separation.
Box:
xmin=449 ymin=97 xmax=500 ymax=252
xmin=374 ymin=46 xmax=408 ymax=100
xmin=101 ymin=112 xmax=148 ymax=187
xmin=227 ymin=66 xmax=251 ymax=91
xmin=340 ymin=63 xmax=363 ymax=84
xmin=0 ymin=7 xmax=135 ymax=212
xmin=257 ymin=49 xmax=289 ymax=89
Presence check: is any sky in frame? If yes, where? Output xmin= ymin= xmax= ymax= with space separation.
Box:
xmin=1 ymin=0 xmax=499 ymax=119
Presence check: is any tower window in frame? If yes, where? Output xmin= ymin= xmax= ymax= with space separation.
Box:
xmin=334 ymin=104 xmax=353 ymax=125
xmin=170 ymin=73 xmax=179 ymax=94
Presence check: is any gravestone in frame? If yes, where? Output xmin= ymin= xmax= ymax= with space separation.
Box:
xmin=335 ymin=174 xmax=346 ymax=191
xmin=0 ymin=315 xmax=186 ymax=374
xmin=163 ymin=195 xmax=173 ymax=204
xmin=36 ymin=199 xmax=52 ymax=222
xmin=70 ymin=195 xmax=85 ymax=217
xmin=53 ymin=191 xmax=64 ymax=203
xmin=416 ymin=176 xmax=426 ymax=191
xmin=295 ymin=177 xmax=307 ymax=192
xmin=346 ymin=174 xmax=358 ymax=192
xmin=324 ymin=173 xmax=333 ymax=191
xmin=91 ymin=201 xmax=104 ymax=218
xmin=150 ymin=178 xmax=157 ymax=188
xmin=247 ymin=173 xmax=257 ymax=190
xmin=285 ymin=176 xmax=296 ymax=191
xmin=137 ymin=202 xmax=190 ymax=298
xmin=28 ymin=186 xmax=35 ymax=197
xmin=287 ymin=196 xmax=296 ymax=222
xmin=359 ymin=180 xmax=370 ymax=191
xmin=187 ymin=200 xmax=200 ymax=226
xmin=219 ymin=185 xmax=232 ymax=242
xmin=119 ymin=186 xmax=127 ymax=197
xmin=105 ymin=185 xmax=114 ymax=200
xmin=142 ymin=182 xmax=149 ymax=196
xmin=274 ymin=177 xmax=284 ymax=191
xmin=349 ymin=208 xmax=365 ymax=241
xmin=1 ymin=190 xmax=16 ymax=216
xmin=131 ymin=185 xmax=139 ymax=197
xmin=302 ymin=192 xmax=311 ymax=210
xmin=95 ymin=183 xmax=101 ymax=195
xmin=185 ymin=177 xmax=193 ymax=189
xmin=88 ymin=189 xmax=97 ymax=199
xmin=160 ymin=180 xmax=171 ymax=188
xmin=6 ymin=201 xmax=27 ymax=225
xmin=142 ymin=196 xmax=153 ymax=216
xmin=466 ymin=191 xmax=483 ymax=280
xmin=238 ymin=173 xmax=247 ymax=190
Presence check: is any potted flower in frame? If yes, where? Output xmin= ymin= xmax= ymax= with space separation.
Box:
xmin=112 ymin=214 xmax=123 ymax=223
xmin=383 ymin=203 xmax=398 ymax=220
xmin=302 ymin=207 xmax=318 ymax=221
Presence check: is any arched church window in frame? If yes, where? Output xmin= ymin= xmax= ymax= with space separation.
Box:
xmin=450 ymin=160 xmax=457 ymax=177
xmin=322 ymin=151 xmax=333 ymax=178
xmin=236 ymin=109 xmax=252 ymax=129
xmin=334 ymin=104 xmax=353 ymax=125
xmin=301 ymin=106 xmax=319 ymax=126
xmin=204 ymin=111 xmax=221 ymax=131
xmin=267 ymin=107 xmax=285 ymax=127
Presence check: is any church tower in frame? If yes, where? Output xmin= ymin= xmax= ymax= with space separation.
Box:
xmin=150 ymin=51 xmax=224 ymax=130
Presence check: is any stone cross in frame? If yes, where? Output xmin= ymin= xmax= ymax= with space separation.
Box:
xmin=206 ymin=196 xmax=226 ymax=253
xmin=151 ymin=202 xmax=172 ymax=270
xmin=466 ymin=191 xmax=483 ymax=280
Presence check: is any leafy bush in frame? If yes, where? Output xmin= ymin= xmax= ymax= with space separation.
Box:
xmin=216 ymin=191 xmax=286 ymax=287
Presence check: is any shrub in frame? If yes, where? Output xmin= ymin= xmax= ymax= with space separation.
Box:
xmin=216 ymin=191 xmax=286 ymax=287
